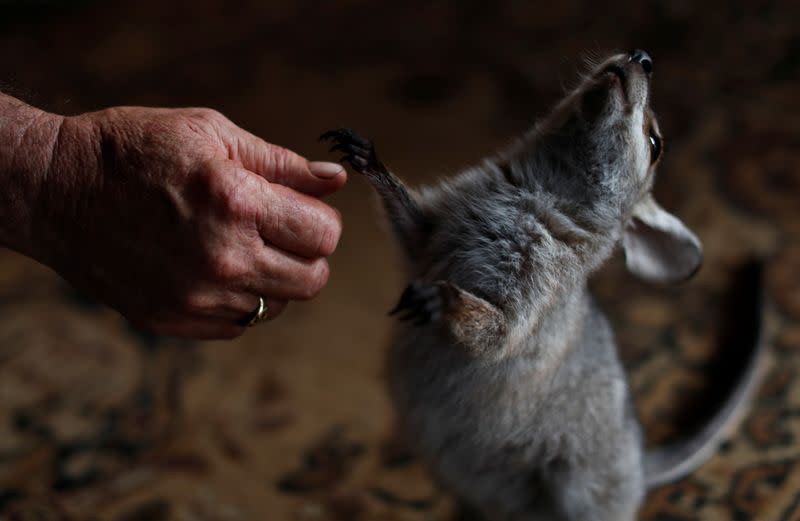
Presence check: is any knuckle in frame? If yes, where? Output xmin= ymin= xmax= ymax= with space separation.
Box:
xmin=267 ymin=145 xmax=291 ymax=182
xmin=209 ymin=252 xmax=245 ymax=281
xmin=220 ymin=185 xmax=250 ymax=219
xmin=194 ymin=107 xmax=226 ymax=124
xmin=211 ymin=171 xmax=253 ymax=220
xmin=315 ymin=207 xmax=343 ymax=257
xmin=299 ymin=259 xmax=329 ymax=300
xmin=181 ymin=291 xmax=208 ymax=314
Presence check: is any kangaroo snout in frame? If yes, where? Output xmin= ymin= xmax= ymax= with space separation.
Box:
xmin=628 ymin=49 xmax=653 ymax=74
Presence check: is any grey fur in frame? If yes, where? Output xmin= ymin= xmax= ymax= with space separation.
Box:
xmin=324 ymin=51 xmax=760 ymax=520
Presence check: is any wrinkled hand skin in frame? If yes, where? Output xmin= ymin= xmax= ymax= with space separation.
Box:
xmin=0 ymin=98 xmax=346 ymax=339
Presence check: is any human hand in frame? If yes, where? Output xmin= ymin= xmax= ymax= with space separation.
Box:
xmin=19 ymin=106 xmax=345 ymax=339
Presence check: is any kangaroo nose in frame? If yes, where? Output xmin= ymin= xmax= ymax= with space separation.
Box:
xmin=629 ymin=49 xmax=653 ymax=74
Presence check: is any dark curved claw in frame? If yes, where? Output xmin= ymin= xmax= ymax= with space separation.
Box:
xmin=389 ymin=280 xmax=448 ymax=327
xmin=328 ymin=143 xmax=349 ymax=154
xmin=349 ymin=156 xmax=369 ymax=167
xmin=321 ymin=127 xmax=385 ymax=177
xmin=389 ymin=282 xmax=420 ymax=316
xmin=320 ymin=128 xmax=371 ymax=147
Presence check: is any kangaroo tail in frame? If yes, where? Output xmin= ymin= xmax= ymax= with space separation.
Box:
xmin=644 ymin=260 xmax=767 ymax=489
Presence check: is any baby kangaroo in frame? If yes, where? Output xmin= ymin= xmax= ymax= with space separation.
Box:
xmin=323 ymin=50 xmax=764 ymax=521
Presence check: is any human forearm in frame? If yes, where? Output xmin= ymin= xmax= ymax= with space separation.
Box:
xmin=0 ymin=92 xmax=66 ymax=255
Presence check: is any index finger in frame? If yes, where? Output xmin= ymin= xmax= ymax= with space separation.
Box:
xmin=230 ymin=128 xmax=347 ymax=197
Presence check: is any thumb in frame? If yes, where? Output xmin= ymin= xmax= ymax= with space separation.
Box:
xmin=230 ymin=128 xmax=346 ymax=197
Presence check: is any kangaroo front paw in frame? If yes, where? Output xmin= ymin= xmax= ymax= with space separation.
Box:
xmin=392 ymin=280 xmax=507 ymax=352
xmin=389 ymin=280 xmax=458 ymax=326
xmin=320 ymin=128 xmax=388 ymax=176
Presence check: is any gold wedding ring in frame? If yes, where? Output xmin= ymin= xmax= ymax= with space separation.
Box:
xmin=241 ymin=296 xmax=269 ymax=327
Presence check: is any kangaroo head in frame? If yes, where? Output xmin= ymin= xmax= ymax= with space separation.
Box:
xmin=524 ymin=49 xmax=702 ymax=283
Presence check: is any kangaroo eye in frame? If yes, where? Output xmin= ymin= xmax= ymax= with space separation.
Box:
xmin=649 ymin=131 xmax=662 ymax=164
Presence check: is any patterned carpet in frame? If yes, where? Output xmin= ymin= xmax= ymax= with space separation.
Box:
xmin=1 ymin=1 xmax=798 ymax=519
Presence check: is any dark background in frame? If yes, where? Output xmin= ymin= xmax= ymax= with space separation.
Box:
xmin=1 ymin=1 xmax=798 ymax=519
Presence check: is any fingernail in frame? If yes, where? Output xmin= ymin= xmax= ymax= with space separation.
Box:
xmin=309 ymin=161 xmax=344 ymax=179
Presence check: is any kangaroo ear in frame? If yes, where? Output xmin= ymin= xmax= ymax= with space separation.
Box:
xmin=623 ymin=195 xmax=703 ymax=284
